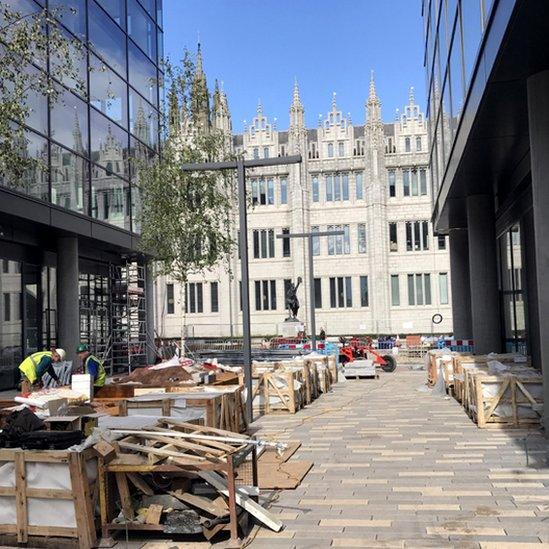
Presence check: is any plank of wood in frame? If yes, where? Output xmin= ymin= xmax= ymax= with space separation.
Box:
xmin=118 ymin=440 xmax=207 ymax=462
xmin=127 ymin=473 xmax=154 ymax=496
xmin=145 ymin=504 xmax=163 ymax=525
xmin=198 ymin=471 xmax=283 ymax=532
xmin=168 ymin=490 xmax=229 ymax=518
xmin=115 ymin=473 xmax=134 ymax=520
xmin=257 ymin=461 xmax=313 ymax=490
xmin=14 ymin=452 xmax=27 ymax=543
xmin=138 ymin=432 xmax=225 ymax=457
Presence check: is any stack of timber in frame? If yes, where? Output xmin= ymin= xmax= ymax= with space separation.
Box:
xmin=95 ymin=419 xmax=286 ymax=545
xmin=447 ymin=352 xmax=542 ymax=429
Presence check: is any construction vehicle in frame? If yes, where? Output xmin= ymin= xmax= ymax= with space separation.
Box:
xmin=339 ymin=337 xmax=397 ymax=373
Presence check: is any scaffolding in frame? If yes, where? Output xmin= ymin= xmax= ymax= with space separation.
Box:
xmin=109 ymin=259 xmax=147 ymax=373
xmin=79 ymin=273 xmax=111 ymax=370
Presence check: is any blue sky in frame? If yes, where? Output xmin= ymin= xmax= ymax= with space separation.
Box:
xmin=164 ymin=1 xmax=426 ymax=132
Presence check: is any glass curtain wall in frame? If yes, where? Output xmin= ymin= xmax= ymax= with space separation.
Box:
xmin=498 ymin=223 xmax=527 ymax=354
xmin=424 ymin=0 xmax=494 ymax=193
xmin=1 ymin=0 xmax=164 ymax=234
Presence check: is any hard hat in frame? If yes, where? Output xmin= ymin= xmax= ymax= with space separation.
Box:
xmin=55 ymin=348 xmax=66 ymax=361
xmin=76 ymin=343 xmax=89 ymax=354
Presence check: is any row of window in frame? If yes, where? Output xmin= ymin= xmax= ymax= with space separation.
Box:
xmin=388 ymin=168 xmax=428 ymax=197
xmin=165 ymin=272 xmax=450 ymax=315
xmin=165 ymin=282 xmax=219 ymax=315
xmin=388 ymin=222 xmax=447 ymax=253
xmin=250 ymin=178 xmax=287 ymax=206
xmin=240 ymin=223 xmax=447 ymax=260
xmin=311 ymin=173 xmax=363 ymax=203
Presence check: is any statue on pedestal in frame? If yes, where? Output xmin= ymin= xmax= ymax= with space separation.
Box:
xmin=285 ymin=277 xmax=302 ymax=321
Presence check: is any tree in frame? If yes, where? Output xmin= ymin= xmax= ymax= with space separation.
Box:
xmin=0 ymin=1 xmax=85 ymax=184
xmin=137 ymin=52 xmax=236 ymax=293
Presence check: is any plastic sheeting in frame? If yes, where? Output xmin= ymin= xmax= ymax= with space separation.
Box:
xmin=0 ymin=453 xmax=97 ymax=529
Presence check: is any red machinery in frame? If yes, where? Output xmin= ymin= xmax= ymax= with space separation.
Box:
xmin=339 ymin=337 xmax=397 ymax=373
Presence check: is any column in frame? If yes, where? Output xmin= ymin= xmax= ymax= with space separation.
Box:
xmin=527 ymin=70 xmax=549 ymax=436
xmin=145 ymin=262 xmax=156 ymax=364
xmin=466 ymin=194 xmax=502 ymax=354
xmin=448 ymin=228 xmax=472 ymax=339
xmin=56 ymin=236 xmax=79 ymax=365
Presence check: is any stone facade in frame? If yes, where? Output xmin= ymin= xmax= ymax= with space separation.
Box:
xmin=155 ymin=49 xmax=452 ymax=338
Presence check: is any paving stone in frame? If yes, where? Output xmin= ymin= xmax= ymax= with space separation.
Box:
xmin=246 ymin=371 xmax=549 ymax=548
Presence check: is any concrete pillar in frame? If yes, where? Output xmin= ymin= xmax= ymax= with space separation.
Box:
xmin=56 ymin=236 xmax=79 ymax=365
xmin=466 ymin=195 xmax=502 ymax=354
xmin=145 ymin=262 xmax=156 ymax=364
xmin=527 ymin=70 xmax=549 ymax=436
xmin=448 ymin=228 xmax=473 ymax=339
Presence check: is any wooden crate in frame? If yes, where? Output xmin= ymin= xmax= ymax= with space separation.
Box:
xmin=327 ymin=355 xmax=338 ymax=383
xmin=0 ymin=448 xmax=97 ymax=548
xmin=262 ymin=370 xmax=303 ymax=414
xmin=454 ymin=353 xmax=531 ymax=404
xmin=118 ymin=386 xmax=248 ymax=433
xmin=469 ymin=373 xmax=543 ymax=428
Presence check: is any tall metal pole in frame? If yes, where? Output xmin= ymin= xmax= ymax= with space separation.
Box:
xmin=237 ymin=159 xmax=253 ymax=424
xmin=308 ymin=235 xmax=317 ymax=351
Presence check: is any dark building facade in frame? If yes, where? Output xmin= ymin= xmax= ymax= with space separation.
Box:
xmin=0 ymin=0 xmax=162 ymax=386
xmin=423 ymin=0 xmax=549 ymax=427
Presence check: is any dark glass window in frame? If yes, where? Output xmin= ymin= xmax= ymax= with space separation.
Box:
xmin=90 ymin=164 xmax=130 ymax=230
xmin=128 ymin=0 xmax=157 ymax=61
xmin=166 ymin=283 xmax=174 ymax=314
xmin=282 ymin=228 xmax=291 ymax=258
xmin=129 ymin=41 xmax=158 ymax=105
xmin=90 ymin=109 xmax=129 ymax=179
xmin=211 ymin=282 xmax=219 ymax=313
xmin=50 ymin=0 xmax=87 ymax=40
xmin=23 ymin=65 xmax=48 ymax=135
xmin=89 ymin=1 xmax=127 ymax=77
xmin=314 ymin=278 xmax=322 ymax=308
xmin=137 ymin=0 xmax=155 ymax=19
xmin=90 ymin=54 xmax=128 ymax=128
xmin=129 ymin=91 xmax=158 ymax=149
xmin=389 ymin=222 xmax=398 ymax=252
xmin=50 ymin=88 xmax=89 ymax=155
xmin=95 ymin=0 xmax=126 ymax=29
xmin=51 ymin=144 xmax=88 ymax=213
xmin=360 ymin=276 xmax=368 ymax=307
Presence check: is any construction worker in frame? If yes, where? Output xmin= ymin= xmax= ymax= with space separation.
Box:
xmin=19 ymin=349 xmax=65 ymax=391
xmin=76 ymin=344 xmax=106 ymax=389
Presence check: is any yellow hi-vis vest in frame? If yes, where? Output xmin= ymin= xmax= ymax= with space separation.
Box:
xmin=84 ymin=354 xmax=106 ymax=387
xmin=19 ymin=351 xmax=52 ymax=384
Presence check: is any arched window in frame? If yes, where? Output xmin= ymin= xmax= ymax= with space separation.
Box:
xmin=327 ymin=143 xmax=334 ymax=158
xmin=405 ymin=137 xmax=411 ymax=152
xmin=416 ymin=136 xmax=422 ymax=151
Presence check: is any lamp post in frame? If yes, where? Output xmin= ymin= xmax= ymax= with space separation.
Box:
xmin=277 ymin=230 xmax=344 ymax=351
xmin=180 ymin=155 xmax=302 ymax=423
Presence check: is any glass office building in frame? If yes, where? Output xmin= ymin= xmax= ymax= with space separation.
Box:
xmin=0 ymin=0 xmax=162 ymax=386
xmin=423 ymin=0 xmax=549 ymax=423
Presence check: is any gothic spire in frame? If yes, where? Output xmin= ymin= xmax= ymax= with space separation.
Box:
xmin=331 ymin=91 xmax=337 ymax=111
xmin=191 ymin=41 xmax=210 ymax=133
xmin=256 ymin=99 xmax=263 ymax=116
xmin=290 ymin=78 xmax=304 ymax=129
xmin=366 ymin=69 xmax=382 ymax=124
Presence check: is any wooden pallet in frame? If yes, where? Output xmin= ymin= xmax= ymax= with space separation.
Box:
xmin=0 ymin=448 xmax=97 ymax=548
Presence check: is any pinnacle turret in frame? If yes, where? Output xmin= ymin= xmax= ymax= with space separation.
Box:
xmin=290 ymin=79 xmax=305 ymax=129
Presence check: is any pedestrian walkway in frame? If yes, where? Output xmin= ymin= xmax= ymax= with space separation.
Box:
xmin=249 ymin=369 xmax=549 ymax=548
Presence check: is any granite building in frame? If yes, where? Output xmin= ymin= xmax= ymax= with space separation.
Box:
xmin=156 ymin=47 xmax=452 ymax=339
